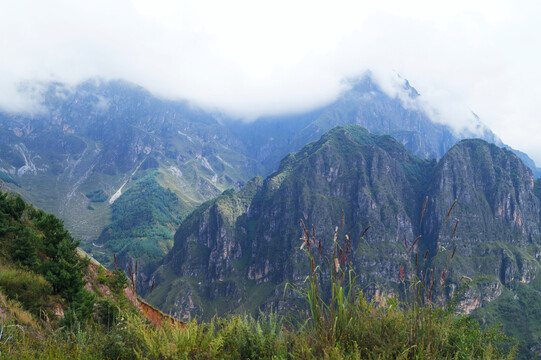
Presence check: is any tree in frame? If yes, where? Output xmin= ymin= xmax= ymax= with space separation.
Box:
xmin=35 ymin=213 xmax=87 ymax=300
xmin=12 ymin=227 xmax=39 ymax=270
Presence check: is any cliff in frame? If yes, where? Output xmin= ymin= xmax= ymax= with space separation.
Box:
xmin=147 ymin=126 xmax=541 ymax=327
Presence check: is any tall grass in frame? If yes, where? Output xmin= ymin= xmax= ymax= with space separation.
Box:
xmin=0 ymin=265 xmax=54 ymax=318
xmin=284 ymin=205 xmax=517 ymax=359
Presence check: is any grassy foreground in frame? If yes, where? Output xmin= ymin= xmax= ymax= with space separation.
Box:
xmin=0 ymin=291 xmax=516 ymax=360
xmin=0 ymin=307 xmax=516 ymax=360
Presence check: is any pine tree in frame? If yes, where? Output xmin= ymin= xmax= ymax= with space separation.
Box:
xmin=12 ymin=226 xmax=39 ymax=270
xmin=36 ymin=213 xmax=86 ymax=300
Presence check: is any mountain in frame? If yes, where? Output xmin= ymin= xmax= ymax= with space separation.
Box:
xmin=146 ymin=126 xmax=426 ymax=316
xmin=2 ymin=75 xmax=540 ymax=356
xmin=1 ymin=75 xmax=538 ymax=284
xmin=148 ymin=125 xmax=541 ymax=355
xmin=0 ymin=187 xmax=514 ymax=359
xmin=0 ymin=80 xmax=264 ymax=272
xmin=227 ymin=75 xmax=540 ymax=176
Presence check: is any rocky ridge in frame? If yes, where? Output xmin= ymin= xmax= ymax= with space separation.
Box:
xmin=1 ymin=76 xmax=539 ymax=294
xmin=145 ymin=125 xmax=541 ymax=356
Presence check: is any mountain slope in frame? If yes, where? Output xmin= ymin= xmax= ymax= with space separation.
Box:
xmin=0 ymin=80 xmax=267 ymax=278
xmin=227 ymin=75 xmax=539 ymax=176
xmin=0 ymin=80 xmax=263 ymax=241
xmin=1 ymin=75 xmax=538 ymax=295
xmin=148 ymin=125 xmax=541 ymax=356
xmin=147 ymin=126 xmax=427 ymax=316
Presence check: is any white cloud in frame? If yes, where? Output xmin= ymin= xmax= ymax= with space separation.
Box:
xmin=0 ymin=0 xmax=540 ymax=164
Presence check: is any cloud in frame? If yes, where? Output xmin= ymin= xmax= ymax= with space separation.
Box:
xmin=1 ymin=0 xmax=540 ymax=164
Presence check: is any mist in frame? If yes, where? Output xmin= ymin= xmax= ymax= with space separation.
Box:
xmin=1 ymin=0 xmax=540 ymax=164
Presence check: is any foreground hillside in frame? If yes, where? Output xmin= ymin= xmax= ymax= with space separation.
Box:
xmin=0 ymin=188 xmax=516 ymax=359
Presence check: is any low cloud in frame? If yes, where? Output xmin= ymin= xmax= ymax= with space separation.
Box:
xmin=1 ymin=0 xmax=540 ymax=164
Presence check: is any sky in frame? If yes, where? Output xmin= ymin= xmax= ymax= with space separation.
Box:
xmin=1 ymin=0 xmax=540 ymax=164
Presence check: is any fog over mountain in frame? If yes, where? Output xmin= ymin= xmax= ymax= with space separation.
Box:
xmin=1 ymin=1 xmax=540 ymax=164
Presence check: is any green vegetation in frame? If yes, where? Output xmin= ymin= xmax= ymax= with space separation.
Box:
xmin=473 ymin=284 xmax=541 ymax=357
xmin=281 ymin=217 xmax=516 ymax=359
xmin=0 ymin=191 xmax=95 ymax=322
xmin=0 ymin=266 xmax=52 ymax=315
xmin=0 ymin=285 xmax=517 ymax=359
xmin=86 ymin=189 xmax=108 ymax=203
xmin=96 ymin=170 xmax=193 ymax=268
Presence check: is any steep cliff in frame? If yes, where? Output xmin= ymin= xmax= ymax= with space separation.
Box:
xmin=148 ymin=126 xmax=433 ymax=317
xmin=2 ymin=78 xmax=539 ymax=319
xmin=149 ymin=126 xmax=541 ymax=355
xmin=421 ymin=141 xmax=541 ymax=330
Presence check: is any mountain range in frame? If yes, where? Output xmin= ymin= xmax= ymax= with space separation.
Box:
xmin=1 ymin=74 xmax=541 ymax=355
xmin=1 ymin=74 xmax=538 ymax=270
xmin=146 ymin=125 xmax=541 ymax=355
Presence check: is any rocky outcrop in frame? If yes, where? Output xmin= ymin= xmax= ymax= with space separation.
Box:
xmin=149 ymin=126 xmax=541 ymax=321
xmin=2 ymin=77 xmax=538 ymax=303
xmin=421 ymin=140 xmax=541 ymax=314
xmin=426 ymin=140 xmax=539 ymax=245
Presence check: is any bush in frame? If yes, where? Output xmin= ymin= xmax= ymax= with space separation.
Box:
xmin=108 ymin=268 xmax=128 ymax=296
xmin=58 ymin=289 xmax=97 ymax=330
xmin=96 ymin=266 xmax=107 ymax=284
xmin=0 ymin=266 xmax=53 ymax=315
xmin=96 ymin=298 xmax=120 ymax=329
xmin=35 ymin=213 xmax=88 ymax=301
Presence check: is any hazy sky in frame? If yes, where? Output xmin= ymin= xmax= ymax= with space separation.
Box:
xmin=1 ymin=0 xmax=540 ymax=164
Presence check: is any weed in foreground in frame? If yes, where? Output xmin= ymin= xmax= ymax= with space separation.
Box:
xmin=286 ymin=204 xmax=517 ymax=359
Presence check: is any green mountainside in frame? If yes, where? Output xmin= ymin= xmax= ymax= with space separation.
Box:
xmin=0 ymin=188 xmax=99 ymax=328
xmin=93 ymin=170 xmax=195 ymax=271
xmin=1 ymin=76 xmax=538 ymax=290
xmin=2 ymin=76 xmax=541 ymax=356
xmin=148 ymin=125 xmax=541 ymax=358
xmin=0 ymin=80 xmax=265 ymax=280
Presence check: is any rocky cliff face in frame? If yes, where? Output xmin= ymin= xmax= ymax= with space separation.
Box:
xmin=2 ymin=77 xmax=539 ymax=315
xmin=426 ymin=139 xmax=540 ymax=247
xmin=148 ymin=125 xmax=541 ymax=322
xmin=420 ymin=140 xmax=541 ymax=327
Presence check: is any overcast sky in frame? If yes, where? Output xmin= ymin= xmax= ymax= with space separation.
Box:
xmin=1 ymin=0 xmax=540 ymax=164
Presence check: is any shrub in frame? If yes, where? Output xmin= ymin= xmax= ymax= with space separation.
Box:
xmin=96 ymin=298 xmax=120 ymax=329
xmin=0 ymin=266 xmax=53 ymax=316
xmin=58 ymin=289 xmax=97 ymax=330
xmin=108 ymin=268 xmax=128 ymax=296
xmin=96 ymin=266 xmax=107 ymax=284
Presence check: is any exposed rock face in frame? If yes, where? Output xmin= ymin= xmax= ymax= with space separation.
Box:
xmin=243 ymin=129 xmax=423 ymax=288
xmin=426 ymin=140 xmax=539 ymax=245
xmin=421 ymin=140 xmax=541 ymax=321
xmin=148 ymin=125 xmax=541 ymax=321
xmin=1 ymin=76 xmax=538 ymax=296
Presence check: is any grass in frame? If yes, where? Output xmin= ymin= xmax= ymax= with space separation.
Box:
xmin=0 ymin=265 xmax=54 ymax=317
xmin=0 ymin=292 xmax=516 ymax=360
